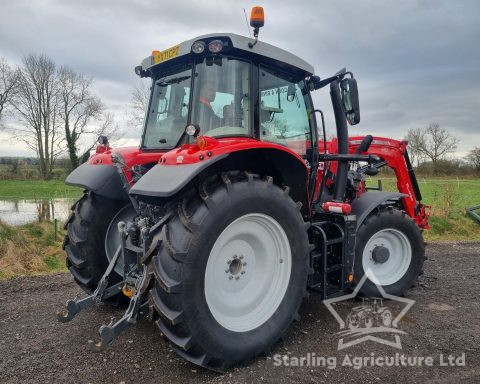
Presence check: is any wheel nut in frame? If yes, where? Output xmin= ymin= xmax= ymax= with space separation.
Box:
xmin=229 ymin=276 xmax=233 ymax=280
xmin=227 ymin=260 xmax=231 ymax=264
xmin=280 ymin=259 xmax=284 ymax=263
xmin=241 ymin=271 xmax=245 ymax=275
xmin=235 ymin=276 xmax=240 ymax=280
xmin=233 ymin=255 xmax=238 ymax=259
xmin=225 ymin=269 xmax=229 ymax=273
xmin=239 ymin=255 xmax=244 ymax=260
xmin=243 ymin=262 xmax=247 ymax=266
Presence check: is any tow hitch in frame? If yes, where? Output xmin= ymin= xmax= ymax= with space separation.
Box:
xmin=57 ymin=220 xmax=149 ymax=350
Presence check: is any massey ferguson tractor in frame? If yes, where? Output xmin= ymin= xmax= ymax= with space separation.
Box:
xmin=58 ymin=7 xmax=430 ymax=372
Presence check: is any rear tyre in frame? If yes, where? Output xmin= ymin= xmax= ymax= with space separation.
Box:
xmin=353 ymin=208 xmax=425 ymax=297
xmin=63 ymin=192 xmax=134 ymax=302
xmin=147 ymin=173 xmax=310 ymax=371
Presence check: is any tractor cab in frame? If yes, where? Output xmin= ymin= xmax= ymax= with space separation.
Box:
xmin=136 ymin=31 xmax=318 ymax=163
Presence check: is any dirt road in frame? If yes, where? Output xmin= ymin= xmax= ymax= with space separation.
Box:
xmin=0 ymin=242 xmax=479 ymax=384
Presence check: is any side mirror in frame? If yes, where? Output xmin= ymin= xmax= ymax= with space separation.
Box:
xmin=286 ymin=84 xmax=296 ymax=101
xmin=340 ymin=78 xmax=360 ymax=125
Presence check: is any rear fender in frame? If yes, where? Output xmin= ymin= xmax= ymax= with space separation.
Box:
xmin=130 ymin=145 xmax=310 ymax=216
xmin=66 ymin=163 xmax=128 ymax=201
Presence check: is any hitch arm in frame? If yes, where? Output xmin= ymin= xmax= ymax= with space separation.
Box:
xmin=56 ymin=245 xmax=123 ymax=323
xmin=89 ymin=265 xmax=150 ymax=351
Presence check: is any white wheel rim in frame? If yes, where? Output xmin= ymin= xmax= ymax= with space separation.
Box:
xmin=105 ymin=205 xmax=136 ymax=275
xmin=362 ymin=228 xmax=412 ymax=286
xmin=204 ymin=213 xmax=292 ymax=332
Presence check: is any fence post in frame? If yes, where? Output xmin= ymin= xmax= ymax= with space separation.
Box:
xmin=54 ymin=218 xmax=58 ymax=241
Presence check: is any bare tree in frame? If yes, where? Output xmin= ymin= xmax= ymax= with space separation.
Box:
xmin=467 ymin=147 xmax=480 ymax=171
xmin=0 ymin=58 xmax=20 ymax=123
xmin=77 ymin=111 xmax=120 ymax=164
xmin=128 ymin=80 xmax=150 ymax=130
xmin=405 ymin=123 xmax=459 ymax=174
xmin=12 ymin=54 xmax=62 ymax=179
xmin=58 ymin=66 xmax=104 ymax=169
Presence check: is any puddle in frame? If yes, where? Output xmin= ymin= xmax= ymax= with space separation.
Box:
xmin=0 ymin=198 xmax=77 ymax=225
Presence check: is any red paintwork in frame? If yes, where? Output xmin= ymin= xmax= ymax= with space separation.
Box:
xmin=323 ymin=136 xmax=430 ymax=229
xmin=159 ymin=137 xmax=308 ymax=166
xmin=88 ymin=145 xmax=164 ymax=184
xmin=87 ymin=134 xmax=429 ymax=229
xmin=322 ymin=201 xmax=352 ymax=214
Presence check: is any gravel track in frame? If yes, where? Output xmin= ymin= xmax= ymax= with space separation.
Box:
xmin=0 ymin=242 xmax=479 ymax=383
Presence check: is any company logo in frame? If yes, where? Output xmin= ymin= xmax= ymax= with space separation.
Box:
xmin=323 ymin=269 xmax=415 ymax=350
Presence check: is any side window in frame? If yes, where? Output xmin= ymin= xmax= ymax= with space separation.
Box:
xmin=259 ymin=67 xmax=312 ymax=156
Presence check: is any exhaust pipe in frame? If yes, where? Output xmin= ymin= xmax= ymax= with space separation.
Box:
xmin=330 ymin=79 xmax=349 ymax=202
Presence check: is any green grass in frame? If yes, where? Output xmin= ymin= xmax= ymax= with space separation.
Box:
xmin=0 ymin=180 xmax=82 ymax=199
xmin=366 ymin=177 xmax=480 ymax=241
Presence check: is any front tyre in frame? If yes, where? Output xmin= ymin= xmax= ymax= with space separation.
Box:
xmin=354 ymin=208 xmax=425 ymax=297
xmin=147 ymin=173 xmax=310 ymax=371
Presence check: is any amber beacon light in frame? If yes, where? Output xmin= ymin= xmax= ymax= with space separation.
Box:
xmin=248 ymin=6 xmax=265 ymax=48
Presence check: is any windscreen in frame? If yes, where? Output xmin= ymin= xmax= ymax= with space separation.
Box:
xmin=190 ymin=57 xmax=250 ymax=138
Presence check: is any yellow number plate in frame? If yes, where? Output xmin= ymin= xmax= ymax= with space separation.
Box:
xmin=153 ymin=45 xmax=180 ymax=64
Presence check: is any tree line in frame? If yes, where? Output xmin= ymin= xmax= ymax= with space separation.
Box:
xmin=0 ymin=55 xmax=118 ymax=179
xmin=405 ymin=123 xmax=479 ymax=175
xmin=1 ymin=55 xmax=479 ymax=178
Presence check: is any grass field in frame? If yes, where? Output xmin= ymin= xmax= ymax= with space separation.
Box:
xmin=367 ymin=177 xmax=480 ymax=241
xmin=0 ymin=180 xmax=82 ymax=199
xmin=0 ymin=177 xmax=478 ymax=279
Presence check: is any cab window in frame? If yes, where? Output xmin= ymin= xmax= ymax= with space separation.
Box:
xmin=259 ymin=66 xmax=312 ymax=157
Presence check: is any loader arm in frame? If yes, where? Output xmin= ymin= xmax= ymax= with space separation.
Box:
xmin=348 ymin=136 xmax=430 ymax=229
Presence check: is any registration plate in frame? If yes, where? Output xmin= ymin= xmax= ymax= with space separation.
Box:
xmin=153 ymin=45 xmax=180 ymax=64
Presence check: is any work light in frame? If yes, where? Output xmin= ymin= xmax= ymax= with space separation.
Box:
xmin=191 ymin=41 xmax=206 ymax=54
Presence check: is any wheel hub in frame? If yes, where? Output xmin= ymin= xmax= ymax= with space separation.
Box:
xmin=371 ymin=245 xmax=390 ymax=264
xmin=225 ymin=255 xmax=246 ymax=280
xmin=362 ymin=228 xmax=412 ymax=286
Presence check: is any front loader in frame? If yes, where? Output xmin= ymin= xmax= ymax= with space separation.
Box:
xmin=58 ymin=6 xmax=430 ymax=372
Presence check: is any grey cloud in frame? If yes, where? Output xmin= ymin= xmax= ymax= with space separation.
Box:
xmin=0 ymin=0 xmax=479 ymax=156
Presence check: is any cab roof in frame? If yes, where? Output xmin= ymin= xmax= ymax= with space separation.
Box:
xmin=141 ymin=33 xmax=315 ymax=77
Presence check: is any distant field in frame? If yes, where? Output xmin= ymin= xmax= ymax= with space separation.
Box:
xmin=0 ymin=180 xmax=82 ymax=199
xmin=367 ymin=177 xmax=480 ymax=241
xmin=0 ymin=177 xmax=479 ymax=241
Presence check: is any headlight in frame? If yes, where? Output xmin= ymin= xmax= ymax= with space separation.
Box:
xmin=185 ymin=124 xmax=200 ymax=137
xmin=191 ymin=41 xmax=206 ymax=54
xmin=208 ymin=40 xmax=223 ymax=53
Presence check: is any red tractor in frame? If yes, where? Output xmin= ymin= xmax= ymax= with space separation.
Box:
xmin=59 ymin=7 xmax=430 ymax=372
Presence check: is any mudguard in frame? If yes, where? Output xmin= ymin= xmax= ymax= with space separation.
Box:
xmin=129 ymin=154 xmax=227 ymax=198
xmin=351 ymin=191 xmax=406 ymax=228
xmin=65 ymin=163 xmax=129 ymax=201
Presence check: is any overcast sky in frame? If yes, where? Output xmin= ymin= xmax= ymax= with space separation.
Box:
xmin=0 ymin=0 xmax=479 ymax=157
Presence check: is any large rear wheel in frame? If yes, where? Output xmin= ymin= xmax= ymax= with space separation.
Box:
xmin=146 ymin=173 xmax=310 ymax=371
xmin=63 ymin=192 xmax=135 ymax=300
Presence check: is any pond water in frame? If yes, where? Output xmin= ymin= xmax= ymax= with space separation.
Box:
xmin=0 ymin=198 xmax=77 ymax=225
